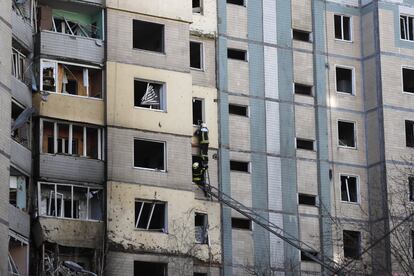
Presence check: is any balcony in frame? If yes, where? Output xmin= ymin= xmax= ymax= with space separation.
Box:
xmin=11 ymin=9 xmax=33 ymax=50
xmin=33 ymin=217 xmax=104 ymax=248
xmin=9 ymin=204 xmax=30 ymax=238
xmin=10 ymin=140 xmax=31 ymax=175
xmin=11 ymin=77 xmax=32 ymax=108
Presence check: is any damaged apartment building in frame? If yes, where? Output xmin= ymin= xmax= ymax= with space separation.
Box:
xmin=3 ymin=0 xmax=414 ymax=275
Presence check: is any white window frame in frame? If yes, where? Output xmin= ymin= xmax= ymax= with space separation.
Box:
xmin=192 ymin=98 xmax=205 ymax=126
xmin=134 ymin=200 xmax=168 ymax=232
xmin=192 ymin=0 xmax=203 ymax=14
xmin=335 ymin=65 xmax=355 ymax=95
xmin=11 ymin=47 xmax=26 ymax=81
xmin=339 ymin=174 xmax=360 ymax=204
xmin=195 ymin=212 xmax=209 ymax=244
xmin=133 ymin=79 xmax=167 ymax=112
xmin=37 ymin=181 xmax=102 ymax=221
xmin=133 ymin=138 xmax=167 ymax=172
xmin=40 ymin=58 xmax=103 ymax=100
xmin=39 ymin=119 xmax=104 ymax=160
xmin=401 ymin=66 xmax=414 ymax=94
xmin=400 ymin=14 xmax=414 ymax=42
xmin=334 ymin=14 xmax=352 ymax=42
xmin=337 ymin=119 xmax=357 ymax=149
xmin=190 ymin=40 xmax=204 ymax=71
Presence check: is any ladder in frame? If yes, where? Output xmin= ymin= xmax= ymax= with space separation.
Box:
xmin=196 ymin=180 xmax=346 ymax=275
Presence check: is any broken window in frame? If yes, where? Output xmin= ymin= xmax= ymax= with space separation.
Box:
xmin=334 ymin=14 xmax=351 ymax=41
xmin=343 ymin=230 xmax=361 ymax=259
xmin=338 ymin=121 xmax=356 ymax=148
xmin=134 ymin=80 xmax=164 ymax=110
xmin=406 ymin=120 xmax=414 ymax=147
xmin=11 ymin=101 xmax=31 ymax=148
xmin=40 ymin=60 xmax=103 ymax=98
xmin=133 ymin=20 xmax=164 ymax=52
xmin=231 ymin=217 xmax=251 ymax=230
xmin=296 ymin=138 xmax=314 ymax=151
xmin=41 ymin=119 xmax=103 ymax=160
xmin=134 ymin=261 xmax=167 ymax=276
xmin=409 ymin=177 xmax=414 ymax=202
xmin=228 ymin=48 xmax=247 ymax=61
xmin=9 ymin=234 xmax=29 ymax=276
xmin=340 ymin=175 xmax=358 ymax=203
xmin=190 ymin=41 xmax=203 ymax=69
xmin=9 ymin=167 xmax=27 ymax=210
xmin=192 ymin=0 xmax=202 ymax=14
xmin=293 ymin=29 xmax=311 ymax=42
xmin=400 ymin=15 xmax=414 ymax=41
xmin=38 ymin=182 xmax=102 ymax=220
xmin=135 ymin=200 xmax=166 ymax=232
xmin=301 ymin=250 xmax=318 ymax=262
xmin=227 ymin=0 xmax=245 ymax=6
xmin=403 ymin=68 xmax=414 ymax=93
xmin=294 ymin=83 xmax=313 ymax=96
xmin=230 ymin=160 xmax=249 ymax=172
xmin=229 ymin=104 xmax=248 ymax=116
xmin=195 ymin=213 xmax=208 ymax=244
xmin=298 ymin=194 xmax=316 ymax=206
xmin=11 ymin=47 xmax=26 ymax=81
xmin=134 ymin=139 xmax=165 ymax=170
xmin=336 ymin=66 xmax=353 ymax=94
xmin=193 ymin=98 xmax=204 ymax=125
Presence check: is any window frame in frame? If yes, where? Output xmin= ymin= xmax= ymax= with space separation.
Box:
xmin=132 ymin=19 xmax=165 ymax=54
xmin=294 ymin=83 xmax=313 ymax=97
xmin=227 ymin=48 xmax=248 ymax=62
xmin=192 ymin=98 xmax=205 ymax=126
xmin=339 ymin=174 xmax=360 ymax=204
xmin=227 ymin=0 xmax=246 ymax=7
xmin=295 ymin=137 xmax=315 ymax=151
xmin=11 ymin=47 xmax=26 ymax=81
xmin=133 ymin=138 xmax=167 ymax=172
xmin=190 ymin=40 xmax=204 ymax=70
xmin=337 ymin=119 xmax=357 ymax=149
xmin=133 ymin=78 xmax=167 ymax=112
xmin=292 ymin=29 xmax=312 ymax=43
xmin=405 ymin=120 xmax=414 ymax=148
xmin=37 ymin=181 xmax=103 ymax=221
xmin=192 ymin=0 xmax=203 ymax=14
xmin=400 ymin=14 xmax=414 ymax=42
xmin=334 ymin=14 xmax=352 ymax=42
xmin=231 ymin=217 xmax=252 ymax=230
xmin=134 ymin=199 xmax=168 ymax=233
xmin=343 ymin=230 xmax=361 ymax=260
xmin=335 ymin=64 xmax=355 ymax=95
xmin=133 ymin=260 xmax=168 ymax=276
xmin=229 ymin=160 xmax=250 ymax=173
xmin=194 ymin=212 xmax=209 ymax=244
xmin=228 ymin=103 xmax=249 ymax=117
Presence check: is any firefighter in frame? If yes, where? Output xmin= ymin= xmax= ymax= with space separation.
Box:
xmin=192 ymin=161 xmax=205 ymax=185
xmin=197 ymin=122 xmax=209 ymax=168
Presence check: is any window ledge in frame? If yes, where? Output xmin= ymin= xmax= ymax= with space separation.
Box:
xmin=45 ymin=91 xmax=104 ymax=101
xmin=42 ymin=30 xmax=104 ymax=42
xmin=38 ymin=215 xmax=102 ymax=222
xmin=334 ymin=38 xmax=353 ymax=43
xmin=42 ymin=153 xmax=104 ymax=161
xmin=190 ymin=67 xmax=205 ymax=72
xmin=133 ymin=106 xmax=167 ymax=113
xmin=340 ymin=200 xmax=360 ymax=205
xmin=132 ymin=48 xmax=166 ymax=56
xmin=337 ymin=146 xmax=357 ymax=150
xmin=133 ymin=166 xmax=167 ymax=173
xmin=133 ymin=228 xmax=168 ymax=234
xmin=336 ymin=91 xmax=355 ymax=96
xmin=402 ymin=91 xmax=414 ymax=95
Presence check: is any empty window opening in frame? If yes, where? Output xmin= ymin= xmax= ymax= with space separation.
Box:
xmin=340 ymin=175 xmax=358 ymax=203
xmin=338 ymin=121 xmax=355 ymax=148
xmin=133 ymin=20 xmax=164 ymax=52
xmin=192 ymin=0 xmax=202 ymax=14
xmin=195 ymin=213 xmax=208 ymax=244
xmin=41 ymin=120 xmax=103 ymax=160
xmin=38 ymin=182 xmax=102 ymax=220
xmin=400 ymin=15 xmax=414 ymax=41
xmin=406 ymin=120 xmax=414 ymax=147
xmin=11 ymin=47 xmax=26 ymax=81
xmin=294 ymin=83 xmax=313 ymax=96
xmin=41 ymin=60 xmax=102 ymax=98
xmin=228 ymin=48 xmax=247 ymax=61
xmin=134 ymin=261 xmax=167 ymax=276
xmin=9 ymin=168 xmax=28 ymax=210
xmin=293 ymin=29 xmax=311 ymax=42
xmin=194 ymin=273 xmax=207 ymax=276
xmin=227 ymin=0 xmax=245 ymax=6
xmin=229 ymin=104 xmax=248 ymax=116
xmin=230 ymin=160 xmax=249 ymax=172
xmin=296 ymin=138 xmax=314 ymax=151
xmin=9 ymin=235 xmax=29 ymax=276
xmin=301 ymin=250 xmax=318 ymax=262
xmin=336 ymin=67 xmax=353 ymax=94
xmin=193 ymin=98 xmax=204 ymax=125
xmin=409 ymin=177 xmax=414 ymax=202
xmin=232 ymin=217 xmax=251 ymax=230
xmin=343 ymin=230 xmax=361 ymax=259
xmin=298 ymin=194 xmax=316 ymax=206
xmin=403 ymin=68 xmax=414 ymax=93
xmin=135 ymin=200 xmax=166 ymax=232
xmin=134 ymin=80 xmax=164 ymax=110
xmin=134 ymin=139 xmax=165 ymax=170
xmin=190 ymin=41 xmax=203 ymax=69
xmin=334 ymin=14 xmax=351 ymax=41
xmin=11 ymin=101 xmax=31 ymax=148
